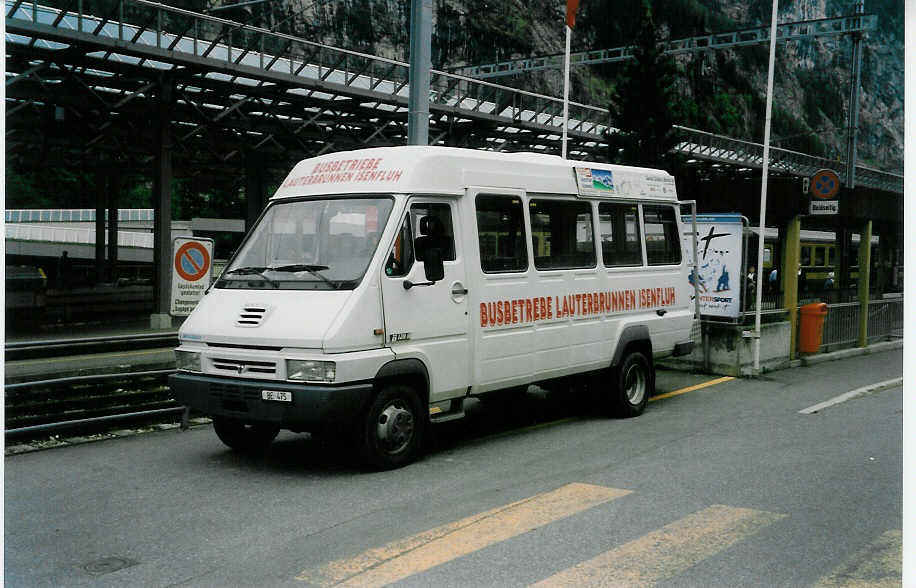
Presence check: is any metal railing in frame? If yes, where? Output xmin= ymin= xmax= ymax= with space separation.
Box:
xmin=5 ymin=223 xmax=154 ymax=248
xmin=5 ymin=209 xmax=155 ymax=223
xmin=819 ymin=302 xmax=860 ymax=351
xmin=866 ymin=299 xmax=904 ymax=343
xmin=814 ymin=298 xmax=902 ymax=352
xmin=460 ymin=14 xmax=877 ymax=79
xmin=672 ymin=127 xmax=903 ymax=194
xmin=741 ymin=294 xmax=902 ymax=353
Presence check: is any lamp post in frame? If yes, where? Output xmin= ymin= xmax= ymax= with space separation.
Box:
xmin=753 ymin=0 xmax=779 ymax=372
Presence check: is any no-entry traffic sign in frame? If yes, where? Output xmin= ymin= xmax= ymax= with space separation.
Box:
xmin=811 ymin=169 xmax=841 ymax=200
xmin=809 ymin=169 xmax=841 ymax=215
xmin=175 ymin=240 xmax=211 ymax=281
xmin=171 ymin=237 xmax=214 ymax=316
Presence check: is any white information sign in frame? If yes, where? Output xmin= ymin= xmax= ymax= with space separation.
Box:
xmin=682 ymin=214 xmax=744 ymax=319
xmin=574 ymin=167 xmax=676 ymax=199
xmin=170 ymin=237 xmax=214 ymax=316
xmin=809 ymin=200 xmax=839 ymax=215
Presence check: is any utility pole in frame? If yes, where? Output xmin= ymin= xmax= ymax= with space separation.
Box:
xmin=407 ymin=0 xmax=432 ymax=145
xmin=845 ymin=0 xmax=864 ymax=188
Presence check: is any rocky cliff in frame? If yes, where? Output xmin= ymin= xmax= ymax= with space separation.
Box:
xmin=260 ymin=0 xmax=902 ymax=172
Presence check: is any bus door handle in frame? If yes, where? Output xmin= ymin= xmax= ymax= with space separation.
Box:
xmin=450 ymin=282 xmax=468 ymax=302
xmin=656 ymin=309 xmax=667 ymax=316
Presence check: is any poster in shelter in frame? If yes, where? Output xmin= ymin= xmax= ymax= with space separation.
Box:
xmin=681 ymin=214 xmax=744 ymax=319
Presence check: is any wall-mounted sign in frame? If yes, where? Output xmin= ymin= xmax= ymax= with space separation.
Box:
xmin=809 ymin=168 xmax=840 ymax=215
xmin=810 ymin=200 xmax=840 ymax=215
xmin=171 ymin=237 xmax=214 ymax=316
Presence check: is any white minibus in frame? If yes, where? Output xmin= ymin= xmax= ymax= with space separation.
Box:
xmin=170 ymin=146 xmax=694 ymax=468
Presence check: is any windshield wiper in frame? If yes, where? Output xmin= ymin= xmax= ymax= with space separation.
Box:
xmin=222 ymin=266 xmax=279 ymax=288
xmin=267 ymin=264 xmax=338 ymax=289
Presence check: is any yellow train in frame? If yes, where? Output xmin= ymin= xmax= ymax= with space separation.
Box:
xmin=760 ymin=230 xmax=876 ymax=290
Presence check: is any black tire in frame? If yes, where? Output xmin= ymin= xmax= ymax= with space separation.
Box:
xmin=610 ymin=351 xmax=653 ymax=418
xmin=212 ymin=417 xmax=280 ymax=452
xmin=359 ymin=384 xmax=425 ymax=470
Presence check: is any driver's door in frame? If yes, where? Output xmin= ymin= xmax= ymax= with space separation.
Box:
xmin=380 ymin=198 xmax=470 ymax=402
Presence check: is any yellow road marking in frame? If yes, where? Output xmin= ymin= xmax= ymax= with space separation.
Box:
xmin=649 ymin=376 xmax=735 ymax=403
xmin=531 ymin=504 xmax=785 ymax=587
xmin=297 ymin=483 xmax=630 ymax=587
xmin=813 ymin=530 xmax=901 ymax=588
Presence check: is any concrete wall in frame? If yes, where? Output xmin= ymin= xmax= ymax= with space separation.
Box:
xmin=662 ymin=320 xmax=792 ymax=376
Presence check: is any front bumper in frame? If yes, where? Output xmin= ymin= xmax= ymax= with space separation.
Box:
xmin=168 ymin=373 xmax=374 ymax=428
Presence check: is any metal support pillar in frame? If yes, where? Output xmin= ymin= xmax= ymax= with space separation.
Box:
xmin=873 ymin=223 xmax=887 ymax=297
xmin=245 ymin=153 xmax=267 ymax=231
xmin=107 ymin=176 xmax=119 ymax=283
xmin=780 ymin=215 xmax=801 ymax=359
xmin=94 ymin=173 xmax=106 ymax=285
xmin=837 ymin=226 xmax=851 ymax=298
xmin=856 ymin=219 xmax=872 ymax=347
xmin=407 ymin=0 xmax=432 ymax=145
xmin=844 ymin=0 xmax=864 ymax=188
xmin=151 ymin=80 xmax=174 ymax=329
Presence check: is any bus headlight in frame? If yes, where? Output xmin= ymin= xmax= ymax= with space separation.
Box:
xmin=175 ymin=350 xmax=202 ymax=372
xmin=286 ymin=360 xmax=336 ymax=382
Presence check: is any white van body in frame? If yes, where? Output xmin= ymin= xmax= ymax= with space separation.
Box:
xmin=170 ymin=146 xmax=694 ymax=468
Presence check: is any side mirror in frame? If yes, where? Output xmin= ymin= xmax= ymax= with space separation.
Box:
xmin=423 ymin=247 xmax=445 ymax=282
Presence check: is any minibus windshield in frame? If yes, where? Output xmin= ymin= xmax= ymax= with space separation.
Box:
xmin=217 ymin=196 xmax=394 ymax=290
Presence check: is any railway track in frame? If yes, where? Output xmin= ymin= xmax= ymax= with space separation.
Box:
xmin=5 ymin=333 xmax=186 ymax=443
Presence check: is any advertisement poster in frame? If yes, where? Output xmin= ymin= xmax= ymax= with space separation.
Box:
xmin=682 ymin=214 xmax=744 ymax=319
xmin=574 ymin=167 xmax=676 ymax=199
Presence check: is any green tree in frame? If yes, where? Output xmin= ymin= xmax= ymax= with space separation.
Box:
xmin=605 ymin=0 xmax=681 ymax=170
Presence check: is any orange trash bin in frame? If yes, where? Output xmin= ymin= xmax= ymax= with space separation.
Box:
xmin=799 ymin=302 xmax=828 ymax=353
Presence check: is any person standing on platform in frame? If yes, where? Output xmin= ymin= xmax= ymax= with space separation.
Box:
xmin=57 ymin=250 xmax=72 ymax=290
xmin=768 ymin=267 xmax=778 ymax=294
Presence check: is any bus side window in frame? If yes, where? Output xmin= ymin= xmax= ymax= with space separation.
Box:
xmin=828 ymin=247 xmax=835 ymax=267
xmin=599 ymin=202 xmax=642 ymax=267
xmin=800 ymin=246 xmax=811 ymax=266
xmin=476 ymin=195 xmax=528 ymax=273
xmin=529 ymin=199 xmax=595 ymax=270
xmin=643 ymin=205 xmax=681 ymax=266
xmin=814 ymin=246 xmax=825 ymax=266
xmin=385 ymin=215 xmax=414 ymax=277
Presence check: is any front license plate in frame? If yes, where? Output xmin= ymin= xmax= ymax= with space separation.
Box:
xmin=261 ymin=390 xmax=292 ymax=402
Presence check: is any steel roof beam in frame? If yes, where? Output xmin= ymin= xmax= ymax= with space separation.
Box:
xmin=458 ymin=14 xmax=878 ymax=78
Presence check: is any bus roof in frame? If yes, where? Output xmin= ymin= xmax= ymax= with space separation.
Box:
xmin=271 ymin=146 xmax=678 ymax=202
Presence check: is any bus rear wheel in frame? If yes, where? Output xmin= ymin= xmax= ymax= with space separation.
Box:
xmin=610 ymin=351 xmax=652 ymax=418
xmin=360 ymin=384 xmax=425 ymax=470
xmin=212 ymin=417 xmax=280 ymax=452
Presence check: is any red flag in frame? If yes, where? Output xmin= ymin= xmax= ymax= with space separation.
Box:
xmin=566 ymin=0 xmax=580 ymax=28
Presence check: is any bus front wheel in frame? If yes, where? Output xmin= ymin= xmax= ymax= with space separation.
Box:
xmin=360 ymin=384 xmax=425 ymax=470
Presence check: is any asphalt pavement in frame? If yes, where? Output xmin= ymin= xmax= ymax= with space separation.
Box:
xmin=3 ymin=349 xmax=904 ymax=587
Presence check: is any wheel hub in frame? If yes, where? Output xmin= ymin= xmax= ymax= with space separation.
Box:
xmin=625 ymin=364 xmax=646 ymax=405
xmin=376 ymin=402 xmax=415 ymax=453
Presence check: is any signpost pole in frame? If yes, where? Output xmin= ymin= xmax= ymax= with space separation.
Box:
xmin=753 ymin=0 xmax=779 ymax=373
xmin=407 ymin=0 xmax=431 ymax=146
xmin=561 ymin=24 xmax=571 ymax=159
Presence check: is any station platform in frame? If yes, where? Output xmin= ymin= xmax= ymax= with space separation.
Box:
xmin=4 ymin=314 xmax=184 ymax=384
xmin=4 ymin=315 xmax=182 ymax=345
